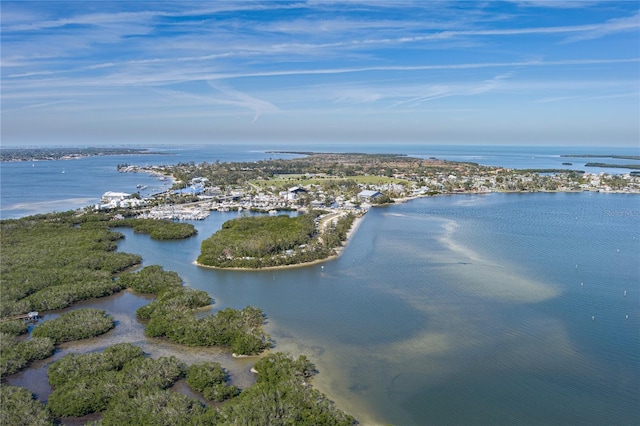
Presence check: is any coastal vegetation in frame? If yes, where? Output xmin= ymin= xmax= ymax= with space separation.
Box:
xmin=100 ymin=389 xmax=206 ymax=425
xmin=31 ymin=308 xmax=114 ymax=344
xmin=584 ymin=162 xmax=640 ymax=170
xmin=220 ymin=352 xmax=355 ymax=425
xmin=198 ymin=212 xmax=355 ymax=269
xmin=0 ymin=212 xmax=201 ymax=379
xmin=122 ymin=265 xmax=270 ymax=355
xmin=0 ymin=147 xmax=160 ymax=162
xmin=112 ymin=218 xmax=197 ymax=239
xmin=118 ymin=264 xmax=183 ymax=294
xmin=561 ymin=154 xmax=640 ymax=160
xmin=0 ymin=343 xmax=355 ymax=425
xmin=0 ymin=385 xmax=54 ymax=426
xmin=142 ymin=303 xmax=270 ymax=355
xmin=0 ymin=213 xmax=140 ymax=317
xmin=186 ymin=361 xmax=240 ymax=401
xmin=46 ymin=344 xmax=185 ymax=418
xmin=0 ymin=334 xmax=55 ymax=377
xmin=0 ymin=213 xmax=196 ymax=318
xmin=0 ymin=319 xmax=29 ymax=336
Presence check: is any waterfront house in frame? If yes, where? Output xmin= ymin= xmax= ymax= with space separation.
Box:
xmin=357 ymin=190 xmax=383 ymax=201
xmin=287 ymin=186 xmax=308 ymax=200
xmin=101 ymin=191 xmax=130 ymax=203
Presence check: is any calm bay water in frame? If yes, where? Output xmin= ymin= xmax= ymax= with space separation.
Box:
xmin=2 ymin=145 xmax=639 ymax=425
xmin=0 ymin=146 xmax=304 ymax=219
xmin=2 ymin=143 xmax=638 ymax=219
xmin=111 ymin=192 xmax=640 ymax=425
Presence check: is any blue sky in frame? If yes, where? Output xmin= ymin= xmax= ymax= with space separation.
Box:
xmin=1 ymin=1 xmax=639 ymax=146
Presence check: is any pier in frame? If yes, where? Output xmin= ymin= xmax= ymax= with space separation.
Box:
xmin=0 ymin=311 xmax=39 ymax=322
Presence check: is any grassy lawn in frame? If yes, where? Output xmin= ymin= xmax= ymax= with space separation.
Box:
xmin=251 ymin=174 xmax=409 ymax=191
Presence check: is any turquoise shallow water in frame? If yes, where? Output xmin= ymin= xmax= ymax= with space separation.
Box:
xmin=112 ymin=192 xmax=639 ymax=425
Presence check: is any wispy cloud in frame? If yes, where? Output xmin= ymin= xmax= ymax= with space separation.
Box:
xmin=563 ymin=11 xmax=640 ymax=42
xmin=1 ymin=1 xmax=638 ymax=145
xmin=206 ymin=81 xmax=279 ymax=123
xmin=507 ymin=0 xmax=603 ymax=9
xmin=205 ymin=58 xmax=640 ymax=81
xmin=383 ymin=72 xmax=514 ymax=109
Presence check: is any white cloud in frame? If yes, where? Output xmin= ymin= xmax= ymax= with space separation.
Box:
xmin=206 ymin=81 xmax=279 ymax=123
xmin=508 ymin=0 xmax=603 ymax=8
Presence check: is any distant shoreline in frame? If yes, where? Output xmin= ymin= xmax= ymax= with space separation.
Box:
xmin=0 ymin=147 xmax=170 ymax=162
xmin=561 ymin=154 xmax=640 ymax=161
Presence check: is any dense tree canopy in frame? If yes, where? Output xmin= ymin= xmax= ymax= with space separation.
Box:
xmin=1 ymin=213 xmax=138 ymax=317
xmin=6 ymin=344 xmax=355 ymax=425
xmin=186 ymin=361 xmax=239 ymax=402
xmin=118 ymin=264 xmax=183 ymax=294
xmin=1 ymin=212 xmax=356 ymax=424
xmin=121 ymin=266 xmax=269 ymax=355
xmin=198 ymin=214 xmax=316 ymax=267
xmin=0 ymin=333 xmax=55 ymax=378
xmin=32 ymin=308 xmax=114 ymax=344
xmin=198 ymin=212 xmax=355 ymax=269
xmin=47 ymin=347 xmax=186 ymax=418
xmin=218 ymin=353 xmax=355 ymax=425
xmin=0 ymin=385 xmax=54 ymax=426
xmin=112 ymin=218 xmax=196 ymax=240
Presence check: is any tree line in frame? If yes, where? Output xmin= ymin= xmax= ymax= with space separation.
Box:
xmin=0 ymin=211 xmax=356 ymax=424
xmin=123 ymin=265 xmax=270 ymax=355
xmin=198 ymin=212 xmax=355 ymax=269
xmin=1 ymin=348 xmax=354 ymax=425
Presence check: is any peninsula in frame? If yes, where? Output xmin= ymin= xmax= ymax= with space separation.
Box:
xmin=113 ymin=151 xmax=640 ymax=270
xmin=0 ymin=146 xmax=165 ymax=162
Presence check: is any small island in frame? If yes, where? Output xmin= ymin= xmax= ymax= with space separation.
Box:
xmin=197 ymin=211 xmax=356 ymax=269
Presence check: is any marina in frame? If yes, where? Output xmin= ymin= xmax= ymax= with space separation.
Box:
xmin=136 ymin=205 xmax=211 ymax=221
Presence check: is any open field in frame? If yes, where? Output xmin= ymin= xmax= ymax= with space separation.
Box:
xmin=251 ymin=174 xmax=409 ymax=191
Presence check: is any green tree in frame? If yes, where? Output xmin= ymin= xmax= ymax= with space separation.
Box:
xmin=32 ymin=308 xmax=114 ymax=344
xmin=0 ymin=385 xmax=54 ymax=426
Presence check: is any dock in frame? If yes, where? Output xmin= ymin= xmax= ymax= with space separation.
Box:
xmin=0 ymin=311 xmax=39 ymax=322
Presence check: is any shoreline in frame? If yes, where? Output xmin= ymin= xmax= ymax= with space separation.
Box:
xmin=193 ymin=214 xmax=366 ymax=271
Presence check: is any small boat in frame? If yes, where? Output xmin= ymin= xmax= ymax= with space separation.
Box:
xmin=61 ymin=168 xmax=65 ymax=174
xmin=562 ymin=162 xmax=573 ymax=166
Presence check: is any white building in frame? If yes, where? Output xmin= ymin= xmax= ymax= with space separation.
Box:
xmin=101 ymin=191 xmax=130 ymax=203
xmin=357 ymin=190 xmax=383 ymax=201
